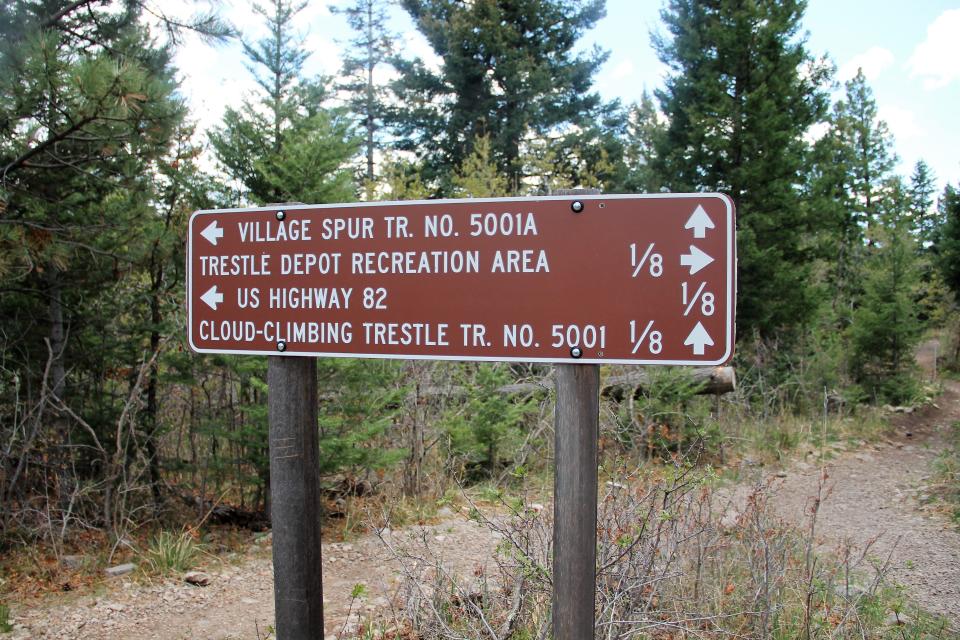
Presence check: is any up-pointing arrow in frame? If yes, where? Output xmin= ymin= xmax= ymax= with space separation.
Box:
xmin=685 ymin=205 xmax=715 ymax=239
xmin=680 ymin=245 xmax=714 ymax=275
xmin=201 ymin=220 xmax=224 ymax=246
xmin=200 ymin=285 xmax=224 ymax=311
xmin=684 ymin=322 xmax=714 ymax=356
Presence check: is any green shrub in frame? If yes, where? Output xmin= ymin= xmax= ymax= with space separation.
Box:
xmin=143 ymin=529 xmax=202 ymax=575
xmin=615 ymin=366 xmax=714 ymax=459
xmin=0 ymin=602 xmax=12 ymax=633
xmin=933 ymin=422 xmax=960 ymax=522
xmin=443 ymin=364 xmax=536 ymax=479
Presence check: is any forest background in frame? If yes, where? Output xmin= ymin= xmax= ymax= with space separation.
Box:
xmin=2 ymin=0 xmax=960 ymax=635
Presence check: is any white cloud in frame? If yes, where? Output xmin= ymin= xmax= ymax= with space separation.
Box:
xmin=878 ymin=105 xmax=923 ymax=143
xmin=908 ymin=9 xmax=960 ymax=89
xmin=804 ymin=121 xmax=830 ymax=144
xmin=610 ymin=59 xmax=634 ymax=81
xmin=837 ymin=46 xmax=894 ymax=82
xmin=173 ymin=32 xmax=257 ymax=130
xmin=302 ymin=36 xmax=343 ymax=78
xmin=402 ymin=30 xmax=443 ymax=72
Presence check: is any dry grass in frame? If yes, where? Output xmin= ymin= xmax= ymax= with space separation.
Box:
xmin=374 ymin=460 xmax=954 ymax=639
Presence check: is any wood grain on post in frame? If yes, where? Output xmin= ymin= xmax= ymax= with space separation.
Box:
xmin=268 ymin=356 xmax=324 ymax=638
xmin=553 ymin=363 xmax=600 ymax=639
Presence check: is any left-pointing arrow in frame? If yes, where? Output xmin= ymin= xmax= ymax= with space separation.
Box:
xmin=201 ymin=220 xmax=223 ymax=245
xmin=684 ymin=322 xmax=714 ymax=356
xmin=201 ymin=285 xmax=224 ymax=310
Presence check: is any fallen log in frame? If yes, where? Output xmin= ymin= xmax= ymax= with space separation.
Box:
xmin=602 ymin=366 xmax=736 ymax=400
xmin=177 ymin=492 xmax=270 ymax=531
xmin=419 ymin=366 xmax=735 ymax=399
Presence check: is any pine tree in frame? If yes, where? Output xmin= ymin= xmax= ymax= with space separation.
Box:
xmin=332 ymin=0 xmax=395 ymax=192
xmin=905 ymin=160 xmax=946 ymax=323
xmin=622 ymin=92 xmax=665 ymax=194
xmin=378 ymin=154 xmax=430 ymax=200
xmin=546 ymin=101 xmax=629 ymax=193
xmin=848 ymin=182 xmax=922 ymax=403
xmin=209 ymin=0 xmax=357 ymax=205
xmin=833 ymin=69 xmax=897 ymax=243
xmin=209 ymin=1 xmax=411 ymax=506
xmin=451 ymin=134 xmax=510 ymax=198
xmin=0 ymin=1 xmax=228 ymax=529
xmin=653 ymin=0 xmax=830 ymax=339
xmin=806 ymin=112 xmax=860 ymax=324
xmin=807 ymin=70 xmax=899 ymax=329
xmin=391 ymin=0 xmax=607 ymax=192
xmin=936 ymin=185 xmax=960 ymax=294
xmin=908 ymin=159 xmax=938 ymax=246
xmin=443 ymin=364 xmax=535 ymax=477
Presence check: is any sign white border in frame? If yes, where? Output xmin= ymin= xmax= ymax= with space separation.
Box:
xmin=187 ymin=193 xmax=736 ymax=365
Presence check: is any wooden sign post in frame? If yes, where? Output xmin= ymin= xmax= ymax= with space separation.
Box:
xmin=185 ymin=193 xmax=736 ymax=638
xmin=553 ymin=362 xmax=600 ymax=637
xmin=267 ymin=356 xmax=324 ymax=639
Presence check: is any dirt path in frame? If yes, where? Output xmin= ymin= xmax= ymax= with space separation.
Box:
xmin=767 ymin=380 xmax=960 ymax=623
xmin=9 ymin=341 xmax=960 ymax=636
xmin=8 ymin=512 xmax=499 ymax=640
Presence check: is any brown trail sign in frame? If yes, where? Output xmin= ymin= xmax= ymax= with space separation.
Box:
xmin=187 ymin=194 xmax=736 ymax=365
xmin=186 ymin=193 xmax=736 ymax=640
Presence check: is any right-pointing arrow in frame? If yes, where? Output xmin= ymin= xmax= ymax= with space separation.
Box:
xmin=684 ymin=322 xmax=714 ymax=356
xmin=680 ymin=245 xmax=714 ymax=275
xmin=685 ymin=204 xmax=715 ymax=238
xmin=200 ymin=285 xmax=224 ymax=311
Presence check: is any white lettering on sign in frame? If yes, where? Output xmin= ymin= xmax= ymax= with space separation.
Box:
xmin=384 ymin=216 xmax=412 ymax=238
xmin=200 ymin=254 xmax=271 ymax=276
xmin=238 ymin=219 xmax=312 ymax=242
xmin=321 ymin=217 xmax=375 ymax=240
xmin=491 ymin=250 xmax=549 ymax=273
xmin=280 ymin=253 xmax=342 ymax=275
xmin=469 ymin=212 xmax=538 ymax=236
xmin=459 ymin=323 xmax=490 ymax=347
xmin=200 ymin=320 xmax=257 ymax=341
xmin=188 ymin=194 xmax=735 ymax=364
xmin=424 ymin=214 xmax=456 ymax=238
xmin=269 ymin=287 xmax=353 ymax=310
xmin=362 ymin=322 xmax=449 ymax=346
xmin=503 ymin=324 xmax=537 ymax=348
xmin=421 ymin=212 xmax=539 ymax=238
xmin=351 ymin=250 xmax=479 ymax=274
xmin=265 ymin=321 xmax=353 ymax=344
xmin=237 ymin=287 xmax=259 ymax=309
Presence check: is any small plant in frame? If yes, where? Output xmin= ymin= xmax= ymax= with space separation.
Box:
xmin=0 ymin=602 xmax=12 ymax=633
xmin=932 ymin=422 xmax=960 ymax=521
xmin=338 ymin=583 xmax=368 ymax=639
xmin=143 ymin=528 xmax=202 ymax=575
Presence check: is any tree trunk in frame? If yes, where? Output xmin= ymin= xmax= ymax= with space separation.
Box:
xmin=47 ymin=268 xmax=71 ymax=513
xmin=144 ymin=263 xmax=165 ymax=516
xmin=365 ymin=0 xmax=375 ymax=185
xmin=403 ymin=370 xmax=424 ymax=496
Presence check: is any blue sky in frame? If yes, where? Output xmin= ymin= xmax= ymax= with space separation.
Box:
xmin=173 ymin=0 xmax=960 ymax=193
